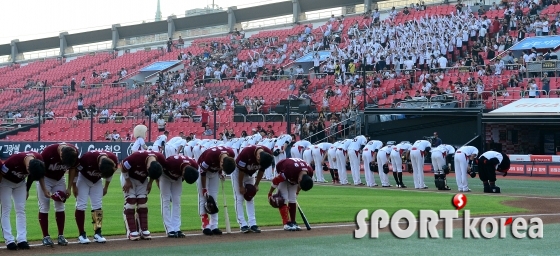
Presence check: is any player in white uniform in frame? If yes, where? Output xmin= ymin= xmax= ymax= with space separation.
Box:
xmin=390 ymin=141 xmax=412 ymax=188
xmin=431 ymin=144 xmax=456 ymax=190
xmin=257 ymin=138 xmax=273 ymax=180
xmin=362 ymin=140 xmax=383 ymax=187
xmin=301 ymin=145 xmax=313 ymax=167
xmin=232 ymin=138 xmax=245 ymax=157
xmin=335 ymin=139 xmax=352 ymax=185
xmin=454 ymin=146 xmax=478 ymax=192
xmin=311 ymin=142 xmax=332 ymax=183
xmin=273 ymin=134 xmax=292 ymax=167
xmin=290 ymin=140 xmax=311 ymax=159
xmin=327 ymin=142 xmax=341 ymax=184
xmin=376 ymin=145 xmax=393 ymax=187
xmin=347 ymin=135 xmax=368 ymax=185
xmin=410 ymin=140 xmax=431 ymax=189
xmin=152 ymin=132 xmax=169 ymax=153
xmin=185 ymin=138 xmax=199 ymax=158
xmin=192 ymin=139 xmax=207 ymax=160
xmin=165 ymin=137 xmax=187 ymax=158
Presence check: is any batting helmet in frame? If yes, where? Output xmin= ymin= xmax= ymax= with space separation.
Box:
xmin=273 ymin=149 xmax=280 ymax=156
xmin=370 ymin=162 xmax=378 ymax=172
xmin=382 ymin=164 xmax=390 ymax=174
xmin=497 ymin=152 xmax=510 ymax=173
xmin=204 ymin=195 xmax=219 ymax=214
xmin=243 ymin=184 xmax=257 ymax=201
xmin=322 ymin=163 xmax=329 ymax=171
xmin=51 ymin=190 xmax=68 ymax=203
xmin=269 ymin=194 xmax=285 ymax=208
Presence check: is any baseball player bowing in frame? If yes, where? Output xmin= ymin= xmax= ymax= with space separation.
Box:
xmin=454 ymin=146 xmax=478 ymax=192
xmin=362 ymin=140 xmax=383 ymax=187
xmin=376 ymin=145 xmax=393 ymax=187
xmin=161 ymin=155 xmax=199 ymax=238
xmin=272 ymin=134 xmax=293 ymax=167
xmin=477 ymin=151 xmax=510 ymax=193
xmin=267 ymin=158 xmax=314 ymax=231
xmin=430 ymin=144 xmax=456 ymax=191
xmin=389 ymin=141 xmax=412 ymax=188
xmin=311 ymin=142 xmax=332 ymax=183
xmin=234 ymin=145 xmax=274 ymax=233
xmin=165 ymin=136 xmax=188 ymax=158
xmin=348 ymin=135 xmax=368 ymax=186
xmin=335 ymin=139 xmax=352 ymax=185
xmin=74 ymin=150 xmax=118 ymax=244
xmin=152 ymin=131 xmax=169 ymax=153
xmin=327 ymin=142 xmax=340 ymax=184
xmin=197 ymin=146 xmax=236 ymax=236
xmin=1 ymin=152 xmax=46 ymax=250
xmin=410 ymin=139 xmax=431 ymax=189
xmin=121 ymin=150 xmax=164 ymax=241
xmin=290 ymin=139 xmax=311 ymax=159
xmin=38 ymin=143 xmax=79 ymax=246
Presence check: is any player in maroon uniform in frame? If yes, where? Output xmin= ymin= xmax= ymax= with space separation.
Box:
xmin=121 ymin=150 xmax=164 ymax=241
xmin=268 ymin=158 xmax=314 ymax=231
xmin=161 ymin=155 xmax=199 ymax=238
xmin=233 ymin=145 xmax=274 ymax=233
xmin=74 ymin=150 xmax=118 ymax=244
xmin=1 ymin=152 xmax=45 ymax=250
xmin=38 ymin=143 xmax=79 ymax=247
xmin=197 ymin=146 xmax=236 ymax=236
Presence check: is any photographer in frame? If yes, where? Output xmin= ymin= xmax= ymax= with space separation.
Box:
xmin=432 ymin=132 xmax=442 ymax=147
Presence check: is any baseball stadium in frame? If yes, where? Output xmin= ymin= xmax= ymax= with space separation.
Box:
xmin=0 ymin=0 xmax=559 ymax=255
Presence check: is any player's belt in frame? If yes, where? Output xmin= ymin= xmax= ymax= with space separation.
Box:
xmin=411 ymin=147 xmax=417 ymax=150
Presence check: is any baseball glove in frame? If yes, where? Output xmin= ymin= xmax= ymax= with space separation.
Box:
xmin=269 ymin=194 xmax=285 ymax=208
xmin=442 ymin=165 xmax=450 ymax=175
xmin=273 ymin=149 xmax=280 ymax=156
xmin=469 ymin=171 xmax=477 ymax=178
xmin=322 ymin=163 xmax=329 ymax=171
xmin=382 ymin=164 xmax=390 ymax=174
xmin=407 ymin=162 xmax=413 ymax=173
xmin=204 ymin=195 xmax=219 ymax=214
xmin=370 ymin=162 xmax=378 ymax=172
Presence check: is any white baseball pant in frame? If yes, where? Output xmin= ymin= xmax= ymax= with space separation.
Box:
xmin=327 ymin=148 xmax=337 ymax=170
xmin=165 ymin=145 xmax=178 ymax=158
xmin=454 ymin=153 xmax=469 ymax=191
xmin=277 ymin=181 xmax=297 ymax=203
xmin=376 ymin=152 xmax=391 ymax=186
xmin=37 ymin=177 xmax=66 ymax=213
xmin=192 ymin=147 xmax=202 ymax=161
xmin=0 ymin=179 xmax=27 ymax=244
xmin=431 ymin=151 xmax=446 ymax=172
xmin=197 ymin=171 xmax=219 ymax=230
xmin=348 ymin=150 xmax=363 ymax=185
xmin=302 ymin=149 xmax=313 ymax=165
xmin=184 ymin=146 xmax=194 ymax=158
xmin=390 ymin=151 xmax=403 ymax=173
xmin=264 ymin=166 xmax=274 ymax=180
xmin=75 ymin=172 xmax=103 ymax=211
xmin=230 ymin=169 xmax=257 ymax=228
xmin=273 ymin=145 xmax=286 ymax=168
xmin=290 ymin=147 xmax=302 ymax=159
xmin=335 ymin=149 xmax=348 ymax=184
xmin=362 ymin=150 xmax=377 ymax=186
xmin=160 ymin=173 xmax=183 ymax=233
xmin=311 ymin=147 xmax=326 ymax=182
xmin=410 ymin=149 xmax=426 ymax=188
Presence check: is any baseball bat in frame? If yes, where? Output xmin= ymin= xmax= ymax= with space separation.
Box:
xmin=221 ymin=179 xmax=232 ymax=234
xmin=296 ymin=202 xmax=311 ymax=230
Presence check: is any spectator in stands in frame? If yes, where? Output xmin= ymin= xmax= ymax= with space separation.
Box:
xmin=77 ymin=93 xmax=84 ymax=111
xmin=157 ymin=115 xmax=166 ymax=132
xmin=167 ymin=38 xmax=173 ymax=52
xmin=104 ymin=131 xmax=111 ymax=141
xmin=112 ymin=130 xmax=121 ymax=142
xmin=528 ymin=79 xmax=538 ymax=98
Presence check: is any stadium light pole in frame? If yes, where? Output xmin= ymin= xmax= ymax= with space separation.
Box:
xmin=212 ymin=98 xmax=217 ymax=140
xmin=37 ymin=108 xmax=41 ymax=141
xmin=286 ymin=95 xmax=291 ymax=135
xmin=148 ymin=105 xmax=152 ymax=142
xmin=362 ymin=57 xmax=366 ymax=110
xmin=89 ymin=105 xmax=94 ymax=142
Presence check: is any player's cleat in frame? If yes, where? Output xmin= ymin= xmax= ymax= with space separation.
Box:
xmin=17 ymin=241 xmax=30 ymax=250
xmin=94 ymin=233 xmax=107 ymax=243
xmin=7 ymin=242 xmax=18 ymax=250
xmin=203 ymin=228 xmax=213 ymax=236
xmin=382 ymin=185 xmax=392 ymax=187
xmin=463 ymin=188 xmax=471 ymax=192
xmin=42 ymin=236 xmax=54 ymax=246
xmin=128 ymin=231 xmax=140 ymax=241
xmin=438 ymin=186 xmax=451 ymax=191
xmin=458 ymin=189 xmax=463 ymax=192
xmin=58 ymin=235 xmax=68 ymax=246
xmin=167 ymin=231 xmax=177 ymax=238
xmin=212 ymin=229 xmax=223 ymax=235
xmin=78 ymin=232 xmax=91 ymax=244
xmin=177 ymin=231 xmax=186 ymax=238
xmin=141 ymin=230 xmax=152 ymax=240
xmin=250 ymin=225 xmax=261 ymax=233
xmin=421 ymin=186 xmax=428 ymax=189
xmin=283 ymin=223 xmax=295 ymax=231
xmin=240 ymin=226 xmax=250 ymax=233
xmin=400 ymin=183 xmax=407 ymax=188
xmin=292 ymin=223 xmax=302 ymax=231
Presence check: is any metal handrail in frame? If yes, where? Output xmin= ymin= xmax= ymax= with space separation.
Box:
xmin=300 ymin=114 xmax=358 ymax=142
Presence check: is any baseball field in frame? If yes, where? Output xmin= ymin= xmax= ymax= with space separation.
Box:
xmin=1 ymin=172 xmax=559 ymax=255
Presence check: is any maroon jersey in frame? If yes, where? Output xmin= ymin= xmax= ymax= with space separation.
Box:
xmin=236 ymin=145 xmax=273 ymax=176
xmin=122 ymin=151 xmax=166 ymax=183
xmin=77 ymin=151 xmax=118 ymax=183
xmin=165 ymin=155 xmax=198 ymax=181
xmin=197 ymin=146 xmax=235 ymax=174
xmin=41 ymin=143 xmax=79 ymax=181
xmin=2 ymin=152 xmax=42 ymax=183
xmin=273 ymin=158 xmax=314 ymax=186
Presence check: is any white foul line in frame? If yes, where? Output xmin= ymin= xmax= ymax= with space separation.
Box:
xmin=27 ymin=212 xmax=560 ymax=247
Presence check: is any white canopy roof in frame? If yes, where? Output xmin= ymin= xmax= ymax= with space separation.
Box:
xmin=488 ymin=98 xmax=560 ymax=115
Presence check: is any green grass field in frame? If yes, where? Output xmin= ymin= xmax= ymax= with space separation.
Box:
xmin=0 ymin=173 xmax=528 ymax=243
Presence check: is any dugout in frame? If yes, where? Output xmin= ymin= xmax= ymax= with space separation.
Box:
xmin=481 ymin=98 xmax=560 ymax=156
